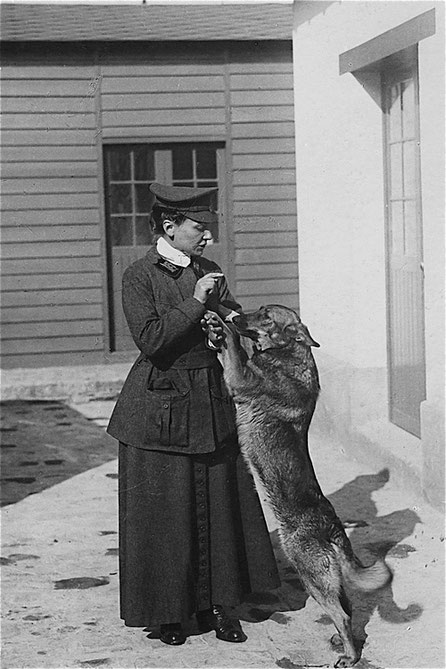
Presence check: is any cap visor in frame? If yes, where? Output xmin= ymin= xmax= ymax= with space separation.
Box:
xmin=185 ymin=210 xmax=218 ymax=224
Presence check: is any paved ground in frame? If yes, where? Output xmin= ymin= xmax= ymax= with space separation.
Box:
xmin=0 ymin=400 xmax=117 ymax=506
xmin=1 ymin=399 xmax=444 ymax=669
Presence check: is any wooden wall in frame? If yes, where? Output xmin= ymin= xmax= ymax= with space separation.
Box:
xmin=0 ymin=42 xmax=297 ymax=368
xmin=228 ymin=46 xmax=298 ymax=311
xmin=1 ymin=50 xmax=104 ymax=368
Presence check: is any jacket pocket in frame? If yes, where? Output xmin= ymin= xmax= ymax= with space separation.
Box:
xmin=146 ymin=389 xmax=190 ymax=447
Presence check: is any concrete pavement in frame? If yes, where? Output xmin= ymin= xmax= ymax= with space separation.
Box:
xmin=1 ymin=400 xmax=444 ymax=669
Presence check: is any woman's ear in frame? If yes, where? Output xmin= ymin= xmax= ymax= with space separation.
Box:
xmin=162 ymin=219 xmax=176 ymax=238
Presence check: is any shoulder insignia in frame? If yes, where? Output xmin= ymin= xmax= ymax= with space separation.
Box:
xmin=155 ymin=258 xmax=184 ymax=279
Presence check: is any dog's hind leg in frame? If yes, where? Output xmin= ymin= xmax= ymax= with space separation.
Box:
xmin=305 ymin=579 xmax=357 ymax=667
xmin=291 ymin=560 xmax=359 ymax=668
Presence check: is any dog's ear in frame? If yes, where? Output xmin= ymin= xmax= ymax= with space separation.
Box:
xmin=285 ymin=323 xmax=320 ymax=348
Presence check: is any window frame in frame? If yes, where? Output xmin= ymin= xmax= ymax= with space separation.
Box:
xmin=381 ymin=48 xmax=426 ymax=437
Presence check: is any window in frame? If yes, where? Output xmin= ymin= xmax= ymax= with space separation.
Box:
xmin=104 ymin=145 xmax=156 ymax=248
xmin=103 ymin=142 xmax=224 ymax=352
xmin=104 ymin=143 xmax=221 ymax=251
xmin=382 ymin=48 xmax=426 ymax=436
xmin=171 ymin=145 xmax=219 ymax=241
xmin=340 ymin=12 xmax=434 ymax=438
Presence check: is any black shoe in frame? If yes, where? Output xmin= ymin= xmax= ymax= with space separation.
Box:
xmin=159 ymin=623 xmax=187 ymax=646
xmin=197 ymin=605 xmax=247 ymax=643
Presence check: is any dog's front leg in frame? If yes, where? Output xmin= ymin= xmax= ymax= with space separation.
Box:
xmin=217 ymin=324 xmax=248 ymax=396
xmin=203 ymin=311 xmax=255 ymax=396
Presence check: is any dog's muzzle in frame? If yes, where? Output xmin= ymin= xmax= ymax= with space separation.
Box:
xmin=232 ymin=314 xmax=259 ymax=341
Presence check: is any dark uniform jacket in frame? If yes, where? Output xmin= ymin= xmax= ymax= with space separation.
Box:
xmin=107 ymin=246 xmax=241 ymax=454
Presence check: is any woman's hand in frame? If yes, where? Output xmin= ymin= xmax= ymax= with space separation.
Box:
xmin=193 ymin=273 xmax=224 ymax=304
xmin=201 ymin=310 xmax=225 ymax=349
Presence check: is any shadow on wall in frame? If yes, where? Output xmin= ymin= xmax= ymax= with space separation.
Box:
xmin=239 ymin=469 xmax=422 ymax=656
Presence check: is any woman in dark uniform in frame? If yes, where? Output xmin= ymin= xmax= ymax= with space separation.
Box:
xmin=107 ymin=182 xmax=279 ymax=646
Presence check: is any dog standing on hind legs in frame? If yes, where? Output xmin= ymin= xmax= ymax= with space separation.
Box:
xmin=205 ymin=305 xmax=392 ymax=667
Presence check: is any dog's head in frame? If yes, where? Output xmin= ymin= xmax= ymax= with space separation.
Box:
xmin=233 ymin=305 xmax=319 ymax=352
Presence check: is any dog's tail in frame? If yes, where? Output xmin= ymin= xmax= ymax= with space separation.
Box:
xmin=335 ymin=546 xmax=393 ymax=592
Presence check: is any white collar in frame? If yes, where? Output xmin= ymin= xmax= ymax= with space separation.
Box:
xmin=156 ymin=237 xmax=191 ymax=268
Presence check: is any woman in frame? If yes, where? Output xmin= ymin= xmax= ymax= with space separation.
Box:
xmin=107 ymin=182 xmax=279 ymax=646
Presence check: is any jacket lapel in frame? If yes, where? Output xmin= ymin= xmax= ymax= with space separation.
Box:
xmin=146 ymin=246 xmax=196 ymax=303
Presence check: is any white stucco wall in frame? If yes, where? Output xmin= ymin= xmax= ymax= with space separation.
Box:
xmin=293 ymin=0 xmax=443 ymax=368
xmin=292 ymin=0 xmax=445 ymax=506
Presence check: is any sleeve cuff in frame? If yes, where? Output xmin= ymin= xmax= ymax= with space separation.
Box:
xmin=206 ymin=338 xmax=221 ymax=351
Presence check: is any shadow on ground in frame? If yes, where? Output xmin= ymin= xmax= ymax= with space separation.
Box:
xmin=328 ymin=468 xmax=423 ymax=651
xmin=236 ymin=468 xmax=422 ymax=659
xmin=0 ymin=400 xmax=117 ymax=506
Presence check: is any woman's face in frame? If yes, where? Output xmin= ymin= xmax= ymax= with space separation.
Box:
xmin=164 ymin=217 xmax=213 ymax=257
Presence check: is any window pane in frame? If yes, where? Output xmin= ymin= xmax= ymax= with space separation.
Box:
xmin=110 ymin=183 xmax=132 ymax=214
xmin=173 ymin=180 xmax=194 ymax=187
xmin=106 ymin=148 xmax=131 ymax=181
xmin=196 ymin=147 xmax=217 ymax=179
xmin=404 ymin=200 xmax=417 ymax=256
xmin=388 ymin=84 xmax=402 ymax=141
xmin=135 ymin=216 xmax=153 ymax=245
xmin=135 ymin=183 xmax=154 ymax=214
xmin=390 ymin=201 xmax=404 ymax=254
xmin=172 ymin=148 xmax=193 ymax=180
xmin=403 ymin=141 xmax=416 ymax=197
xmin=389 ymin=143 xmax=403 ymax=199
xmin=110 ymin=216 xmax=133 ymax=246
xmin=134 ymin=146 xmax=155 ymax=181
xmin=197 ymin=180 xmax=218 ymax=188
xmin=401 ymin=79 xmax=415 ymax=139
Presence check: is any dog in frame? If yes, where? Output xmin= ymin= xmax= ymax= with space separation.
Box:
xmin=207 ymin=304 xmax=392 ymax=668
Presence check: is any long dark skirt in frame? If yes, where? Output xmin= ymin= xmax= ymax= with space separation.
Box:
xmin=119 ymin=441 xmax=280 ymax=628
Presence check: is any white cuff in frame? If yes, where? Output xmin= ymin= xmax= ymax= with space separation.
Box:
xmin=225 ymin=310 xmax=240 ymax=322
xmin=206 ymin=338 xmax=220 ymax=351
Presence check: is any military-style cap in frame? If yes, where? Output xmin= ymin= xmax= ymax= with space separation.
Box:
xmin=149 ymin=182 xmax=218 ymax=225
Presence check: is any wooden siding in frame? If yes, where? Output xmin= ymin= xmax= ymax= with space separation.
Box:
xmin=100 ymin=53 xmax=227 ymax=142
xmin=0 ymin=42 xmax=297 ymax=368
xmin=0 ymin=51 xmax=104 ymax=367
xmin=228 ymin=45 xmax=298 ymax=312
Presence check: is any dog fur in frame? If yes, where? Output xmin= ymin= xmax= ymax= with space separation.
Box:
xmin=212 ymin=304 xmax=392 ymax=667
